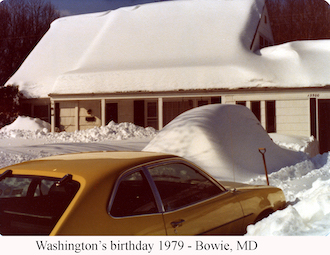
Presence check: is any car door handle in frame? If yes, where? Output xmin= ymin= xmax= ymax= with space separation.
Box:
xmin=171 ymin=219 xmax=185 ymax=228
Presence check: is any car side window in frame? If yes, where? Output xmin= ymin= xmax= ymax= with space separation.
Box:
xmin=0 ymin=175 xmax=80 ymax=235
xmin=148 ymin=163 xmax=223 ymax=212
xmin=110 ymin=170 xmax=158 ymax=217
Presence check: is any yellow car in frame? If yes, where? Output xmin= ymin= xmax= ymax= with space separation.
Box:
xmin=0 ymin=151 xmax=286 ymax=235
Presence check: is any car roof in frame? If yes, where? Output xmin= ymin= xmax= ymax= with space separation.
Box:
xmin=0 ymin=151 xmax=179 ymax=180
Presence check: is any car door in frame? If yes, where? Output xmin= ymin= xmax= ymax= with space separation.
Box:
xmin=108 ymin=169 xmax=166 ymax=235
xmin=146 ymin=162 xmax=245 ymax=235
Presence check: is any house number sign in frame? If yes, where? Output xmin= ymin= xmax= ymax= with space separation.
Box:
xmin=308 ymin=94 xmax=320 ymax=98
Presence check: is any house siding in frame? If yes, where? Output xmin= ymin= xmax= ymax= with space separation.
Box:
xmin=78 ymin=100 xmax=101 ymax=130
xmin=223 ymin=92 xmax=313 ymax=137
xmin=22 ymin=87 xmax=330 ymax=153
xmin=250 ymin=5 xmax=274 ymax=51
xmin=276 ymin=100 xmax=310 ymax=136
xmin=58 ymin=101 xmax=77 ymax=132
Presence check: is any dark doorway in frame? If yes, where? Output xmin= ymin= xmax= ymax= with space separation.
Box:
xmin=134 ymin=100 xmax=145 ymax=127
xmin=318 ymin=99 xmax=330 ymax=153
xmin=106 ymin=103 xmax=118 ymax=124
xmin=266 ymin=100 xmax=276 ymax=133
xmin=55 ymin=103 xmax=60 ymax=130
xmin=310 ymin=98 xmax=317 ymax=139
xmin=251 ymin=101 xmax=261 ymax=122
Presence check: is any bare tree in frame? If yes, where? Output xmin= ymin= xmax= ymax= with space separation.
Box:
xmin=0 ymin=0 xmax=59 ymax=86
xmin=266 ymin=0 xmax=330 ymax=45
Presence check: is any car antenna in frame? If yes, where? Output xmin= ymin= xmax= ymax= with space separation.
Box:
xmin=0 ymin=170 xmax=13 ymax=181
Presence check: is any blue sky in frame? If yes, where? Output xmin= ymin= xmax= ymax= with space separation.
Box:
xmin=49 ymin=0 xmax=165 ymax=16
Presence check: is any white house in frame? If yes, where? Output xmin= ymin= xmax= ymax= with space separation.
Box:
xmin=5 ymin=0 xmax=330 ymax=153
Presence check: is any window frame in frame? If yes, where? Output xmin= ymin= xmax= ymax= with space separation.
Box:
xmin=108 ymin=160 xmax=227 ymax=218
xmin=108 ymin=167 xmax=164 ymax=218
xmin=0 ymin=174 xmax=80 ymax=235
xmin=146 ymin=161 xmax=227 ymax=212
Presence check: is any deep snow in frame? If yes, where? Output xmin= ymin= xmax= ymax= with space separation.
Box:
xmin=1 ymin=107 xmax=330 ymax=236
xmin=143 ymin=104 xmax=307 ymax=182
xmin=7 ymin=0 xmax=330 ymax=98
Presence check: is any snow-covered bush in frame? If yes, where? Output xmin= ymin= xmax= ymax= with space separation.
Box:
xmin=0 ymin=85 xmax=22 ymax=128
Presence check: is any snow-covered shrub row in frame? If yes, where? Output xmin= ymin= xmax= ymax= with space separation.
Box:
xmin=47 ymin=121 xmax=158 ymax=143
xmin=0 ymin=117 xmax=158 ymax=143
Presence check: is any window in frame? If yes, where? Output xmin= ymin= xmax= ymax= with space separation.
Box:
xmin=163 ymin=100 xmax=193 ymax=126
xmin=110 ymin=171 xmax=158 ymax=217
xmin=211 ymin=97 xmax=221 ymax=104
xmin=34 ymin=105 xmax=49 ymax=122
xmin=148 ymin=163 xmax=222 ymax=212
xmin=251 ymin=101 xmax=261 ymax=122
xmin=266 ymin=100 xmax=276 ymax=133
xmin=0 ymin=174 xmax=80 ymax=235
xmin=259 ymin=35 xmax=270 ymax=49
xmin=236 ymin=101 xmax=246 ymax=107
xmin=147 ymin=102 xmax=158 ymax=129
xmin=260 ymin=35 xmax=264 ymax=48
xmin=198 ymin=100 xmax=208 ymax=107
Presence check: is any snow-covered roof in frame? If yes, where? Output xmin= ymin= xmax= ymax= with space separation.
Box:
xmin=6 ymin=0 xmax=330 ymax=98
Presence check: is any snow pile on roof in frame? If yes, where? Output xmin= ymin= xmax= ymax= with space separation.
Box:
xmin=144 ymin=104 xmax=306 ymax=182
xmin=259 ymin=40 xmax=330 ymax=87
xmin=0 ymin=118 xmax=157 ymax=142
xmin=3 ymin=0 xmax=259 ymax=97
xmin=6 ymin=0 xmax=330 ymax=98
xmin=0 ymin=116 xmax=51 ymax=134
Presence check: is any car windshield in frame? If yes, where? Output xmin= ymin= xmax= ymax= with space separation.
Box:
xmin=0 ymin=173 xmax=80 ymax=235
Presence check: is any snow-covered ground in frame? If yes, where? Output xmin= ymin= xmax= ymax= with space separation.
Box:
xmin=1 ymin=107 xmax=330 ymax=236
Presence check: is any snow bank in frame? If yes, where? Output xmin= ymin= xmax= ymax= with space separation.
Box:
xmin=144 ymin=104 xmax=306 ymax=182
xmin=247 ymin=152 xmax=330 ymax=236
xmin=2 ymin=111 xmax=330 ymax=235
xmin=269 ymin=133 xmax=319 ymax=157
xmin=0 ymin=118 xmax=157 ymax=169
xmin=0 ymin=116 xmax=50 ymax=133
xmin=0 ymin=118 xmax=157 ymax=143
xmin=47 ymin=121 xmax=158 ymax=143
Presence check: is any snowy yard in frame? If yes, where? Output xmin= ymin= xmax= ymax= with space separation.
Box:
xmin=1 ymin=105 xmax=330 ymax=236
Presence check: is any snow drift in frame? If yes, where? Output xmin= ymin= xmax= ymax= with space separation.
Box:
xmin=2 ymin=113 xmax=330 ymax=235
xmin=144 ymin=104 xmax=306 ymax=182
xmin=0 ymin=118 xmax=157 ymax=143
xmin=0 ymin=116 xmax=51 ymax=133
xmin=6 ymin=0 xmax=330 ymax=99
